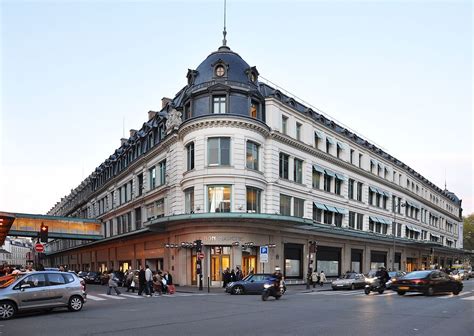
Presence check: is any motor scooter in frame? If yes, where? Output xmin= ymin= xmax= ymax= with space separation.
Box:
xmin=261 ymin=279 xmax=282 ymax=301
xmin=364 ymin=276 xmax=385 ymax=295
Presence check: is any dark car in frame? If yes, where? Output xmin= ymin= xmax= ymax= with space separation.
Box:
xmin=385 ymin=271 xmax=406 ymax=290
xmin=225 ymin=273 xmax=286 ymax=295
xmin=84 ymin=272 xmax=102 ymax=284
xmin=392 ymin=270 xmax=463 ymax=296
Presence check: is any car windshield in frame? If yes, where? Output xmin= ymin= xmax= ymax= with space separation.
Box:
xmin=389 ymin=272 xmax=397 ymax=277
xmin=343 ymin=273 xmax=357 ymax=279
xmin=402 ymin=271 xmax=431 ymax=279
xmin=0 ymin=274 xmax=24 ymax=289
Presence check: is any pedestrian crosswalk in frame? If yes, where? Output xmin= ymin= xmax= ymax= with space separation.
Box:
xmin=299 ymin=289 xmax=474 ymax=300
xmin=85 ymin=292 xmax=217 ymax=302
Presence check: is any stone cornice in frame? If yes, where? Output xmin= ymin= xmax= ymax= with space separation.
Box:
xmin=178 ymin=115 xmax=271 ymax=139
xmin=271 ymin=131 xmax=461 ymax=223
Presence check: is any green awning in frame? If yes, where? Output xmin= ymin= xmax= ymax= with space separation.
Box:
xmin=337 ymin=142 xmax=346 ymax=149
xmin=335 ymin=173 xmax=346 ymax=181
xmin=315 ymin=130 xmax=323 ymax=139
xmin=313 ymin=165 xmax=325 ymax=174
xmin=326 ymin=137 xmax=335 ymax=145
xmin=325 ymin=205 xmax=338 ymax=213
xmin=313 ymin=202 xmax=327 ymax=210
xmin=335 ymin=207 xmax=348 ymax=214
xmin=324 ymin=169 xmax=336 ymax=177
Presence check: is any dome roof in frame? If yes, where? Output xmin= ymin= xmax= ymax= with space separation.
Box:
xmin=193 ymin=46 xmax=252 ymax=86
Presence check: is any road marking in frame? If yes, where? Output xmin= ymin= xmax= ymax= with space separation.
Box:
xmin=438 ymin=292 xmax=470 ymax=299
xmin=98 ymin=294 xmax=126 ymax=300
xmin=340 ymin=291 xmax=364 ymax=296
xmin=119 ymin=293 xmax=144 ymax=299
xmin=460 ymin=296 xmax=474 ymax=301
xmin=85 ymin=294 xmax=107 ymax=301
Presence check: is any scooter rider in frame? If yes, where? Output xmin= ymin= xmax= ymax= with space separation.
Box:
xmin=272 ymin=267 xmax=283 ymax=289
xmin=375 ymin=266 xmax=389 ymax=287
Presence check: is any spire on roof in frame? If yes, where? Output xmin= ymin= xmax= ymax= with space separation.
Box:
xmin=222 ymin=0 xmax=227 ymax=46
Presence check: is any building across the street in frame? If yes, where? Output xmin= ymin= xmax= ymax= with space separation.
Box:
xmin=1 ymin=237 xmax=33 ymax=268
xmin=45 ymin=37 xmax=465 ymax=285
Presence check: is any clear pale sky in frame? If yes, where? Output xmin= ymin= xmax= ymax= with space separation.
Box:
xmin=1 ymin=0 xmax=472 ymax=215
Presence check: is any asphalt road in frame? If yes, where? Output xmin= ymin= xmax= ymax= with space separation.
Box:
xmin=2 ymin=280 xmax=473 ymax=336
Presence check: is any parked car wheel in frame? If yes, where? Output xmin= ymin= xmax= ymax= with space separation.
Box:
xmin=232 ymin=286 xmax=245 ymax=295
xmin=397 ymin=291 xmax=405 ymax=296
xmin=0 ymin=301 xmax=16 ymax=320
xmin=68 ymin=296 xmax=84 ymax=312
xmin=426 ymin=287 xmax=434 ymax=296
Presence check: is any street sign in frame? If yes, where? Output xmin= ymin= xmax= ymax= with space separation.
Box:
xmin=260 ymin=246 xmax=268 ymax=263
xmin=197 ymin=252 xmax=205 ymax=260
xmin=35 ymin=243 xmax=44 ymax=253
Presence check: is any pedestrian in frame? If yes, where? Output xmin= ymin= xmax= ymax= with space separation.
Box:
xmin=311 ymin=270 xmax=319 ymax=288
xmin=126 ymin=268 xmax=136 ymax=293
xmin=107 ymin=270 xmax=121 ymax=295
xmin=319 ymin=270 xmax=326 ymax=287
xmin=235 ymin=267 xmax=243 ymax=281
xmin=164 ymin=270 xmax=174 ymax=294
xmin=230 ymin=269 xmax=236 ymax=282
xmin=138 ymin=265 xmax=149 ymax=297
xmin=222 ymin=268 xmax=230 ymax=288
xmin=152 ymin=272 xmax=163 ymax=296
xmin=145 ymin=265 xmax=153 ymax=295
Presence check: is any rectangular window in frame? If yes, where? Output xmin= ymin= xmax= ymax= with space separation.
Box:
xmin=369 ymin=190 xmax=374 ymax=205
xmin=212 ymin=95 xmax=226 ymax=114
xmin=324 ymin=174 xmax=332 ymax=192
xmin=358 ymin=154 xmax=363 ymax=168
xmin=246 ymin=187 xmax=261 ymax=213
xmin=314 ymin=133 xmax=320 ymax=149
xmin=312 ymin=168 xmax=321 ymax=189
xmin=293 ymin=198 xmax=304 ymax=217
xmin=350 ymin=149 xmax=354 ymax=164
xmin=156 ymin=199 xmax=165 ymax=218
xmin=184 ymin=187 xmax=194 ymax=213
xmin=186 ymin=142 xmax=195 ymax=171
xmin=135 ymin=207 xmax=142 ymax=230
xmin=158 ymin=160 xmax=166 ymax=186
xmin=296 ymin=122 xmax=302 ymax=141
xmin=335 ymin=178 xmax=342 ymax=195
xmin=184 ymin=102 xmax=191 ymax=119
xmin=313 ymin=205 xmax=322 ymax=222
xmin=208 ymin=185 xmax=231 ymax=212
xmin=250 ymin=100 xmax=259 ymax=118
xmin=246 ymin=141 xmax=259 ymax=170
xmin=336 ymin=145 xmax=342 ymax=159
xmin=357 ymin=182 xmax=363 ymax=202
xmin=357 ymin=213 xmax=363 ymax=230
xmin=279 ymin=153 xmax=289 ymax=179
xmin=326 ymin=139 xmax=331 ymax=153
xmin=282 ymin=116 xmax=288 ymax=134
xmin=280 ymin=194 xmax=292 ymax=216
xmin=208 ymin=137 xmax=231 ymax=166
xmin=324 ymin=210 xmax=333 ymax=225
xmin=348 ymin=179 xmax=354 ymax=199
xmin=149 ymin=167 xmax=156 ymax=190
xmin=293 ymin=158 xmax=303 ymax=183
xmin=334 ymin=213 xmax=343 ymax=227
xmin=349 ymin=211 xmax=356 ymax=228
xmin=137 ymin=173 xmax=143 ymax=196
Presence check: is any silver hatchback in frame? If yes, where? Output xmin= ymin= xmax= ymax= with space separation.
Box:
xmin=0 ymin=271 xmax=87 ymax=320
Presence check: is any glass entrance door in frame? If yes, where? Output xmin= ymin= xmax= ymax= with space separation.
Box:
xmin=210 ymin=246 xmax=230 ymax=285
xmin=242 ymin=256 xmax=257 ymax=276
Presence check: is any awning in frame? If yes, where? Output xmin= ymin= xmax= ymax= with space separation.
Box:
xmin=326 ymin=137 xmax=335 ymax=145
xmin=325 ymin=205 xmax=338 ymax=213
xmin=430 ymin=213 xmax=439 ymax=219
xmin=335 ymin=173 xmax=346 ymax=181
xmin=337 ymin=142 xmax=346 ymax=150
xmin=324 ymin=169 xmax=336 ymax=177
xmin=315 ymin=130 xmax=323 ymax=139
xmin=406 ymin=225 xmax=421 ymax=233
xmin=446 ymin=238 xmax=453 ymax=243
xmin=377 ymin=163 xmax=383 ymax=169
xmin=313 ymin=202 xmax=327 ymax=210
xmin=335 ymin=207 xmax=348 ymax=214
xmin=382 ymin=191 xmax=391 ymax=197
xmin=369 ymin=216 xmax=389 ymax=225
xmin=430 ymin=233 xmax=440 ymax=239
xmin=370 ymin=159 xmax=377 ymax=165
xmin=369 ymin=186 xmax=379 ymax=193
xmin=313 ymin=165 xmax=325 ymax=174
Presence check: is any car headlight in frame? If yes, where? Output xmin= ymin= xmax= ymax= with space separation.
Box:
xmin=367 ymin=278 xmax=375 ymax=284
xmin=264 ymin=283 xmax=272 ymax=289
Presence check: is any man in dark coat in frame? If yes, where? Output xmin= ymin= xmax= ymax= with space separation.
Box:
xmin=137 ymin=265 xmax=149 ymax=296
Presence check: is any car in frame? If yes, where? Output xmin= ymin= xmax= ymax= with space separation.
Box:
xmin=331 ymin=273 xmax=366 ymax=290
xmin=0 ymin=271 xmax=86 ymax=320
xmin=84 ymin=272 xmax=102 ymax=284
xmin=386 ymin=271 xmax=406 ymax=290
xmin=225 ymin=273 xmax=286 ymax=295
xmin=391 ymin=270 xmax=463 ymax=296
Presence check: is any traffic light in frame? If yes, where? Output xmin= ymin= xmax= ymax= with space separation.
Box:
xmin=39 ymin=223 xmax=49 ymax=243
xmin=195 ymin=239 xmax=202 ymax=252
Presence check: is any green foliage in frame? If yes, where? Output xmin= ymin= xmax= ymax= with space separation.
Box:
xmin=463 ymin=214 xmax=474 ymax=250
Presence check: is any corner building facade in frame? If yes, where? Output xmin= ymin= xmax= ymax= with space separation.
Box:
xmin=46 ymin=44 xmax=465 ymax=285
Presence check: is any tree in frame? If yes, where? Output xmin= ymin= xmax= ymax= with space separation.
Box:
xmin=463 ymin=214 xmax=474 ymax=250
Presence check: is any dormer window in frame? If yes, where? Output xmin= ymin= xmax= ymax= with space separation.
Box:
xmin=215 ymin=65 xmax=225 ymax=77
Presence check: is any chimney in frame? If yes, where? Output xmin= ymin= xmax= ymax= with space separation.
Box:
xmin=129 ymin=129 xmax=137 ymax=137
xmin=120 ymin=138 xmax=128 ymax=146
xmin=161 ymin=97 xmax=172 ymax=109
xmin=148 ymin=110 xmax=157 ymax=120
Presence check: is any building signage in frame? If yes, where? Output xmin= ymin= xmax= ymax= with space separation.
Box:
xmin=260 ymin=246 xmax=268 ymax=263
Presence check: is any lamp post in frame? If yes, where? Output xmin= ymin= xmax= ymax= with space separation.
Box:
xmin=392 ymin=201 xmax=406 ymax=271
xmin=307 ymin=240 xmax=317 ymax=289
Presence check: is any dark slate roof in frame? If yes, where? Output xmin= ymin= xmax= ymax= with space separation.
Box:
xmin=194 ymin=46 xmax=251 ymax=86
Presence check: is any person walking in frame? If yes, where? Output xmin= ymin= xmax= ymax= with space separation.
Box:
xmin=152 ymin=272 xmax=163 ymax=296
xmin=125 ymin=268 xmax=136 ymax=293
xmin=311 ymin=270 xmax=319 ymax=288
xmin=230 ymin=269 xmax=236 ymax=282
xmin=164 ymin=271 xmax=174 ymax=294
xmin=319 ymin=270 xmax=327 ymax=287
xmin=138 ymin=265 xmax=149 ymax=297
xmin=235 ymin=267 xmax=243 ymax=281
xmin=107 ymin=270 xmax=121 ymax=296
xmin=145 ymin=265 xmax=153 ymax=296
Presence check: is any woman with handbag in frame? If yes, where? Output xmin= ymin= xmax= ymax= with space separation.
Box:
xmin=107 ymin=270 xmax=121 ymax=296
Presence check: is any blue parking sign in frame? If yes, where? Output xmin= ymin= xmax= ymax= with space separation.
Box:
xmin=260 ymin=246 xmax=268 ymax=263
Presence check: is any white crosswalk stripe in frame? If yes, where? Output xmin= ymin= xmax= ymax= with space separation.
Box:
xmin=437 ymin=291 xmax=470 ymax=299
xmin=85 ymin=294 xmax=107 ymax=301
xmin=119 ymin=293 xmax=144 ymax=299
xmin=98 ymin=294 xmax=126 ymax=300
xmin=460 ymin=295 xmax=474 ymax=301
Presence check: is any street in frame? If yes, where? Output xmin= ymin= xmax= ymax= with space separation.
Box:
xmin=2 ymin=280 xmax=473 ymax=336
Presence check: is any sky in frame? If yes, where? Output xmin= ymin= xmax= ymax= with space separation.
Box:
xmin=0 ymin=0 xmax=472 ymax=216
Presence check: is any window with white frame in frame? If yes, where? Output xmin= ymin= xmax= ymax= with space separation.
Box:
xmin=207 ymin=185 xmax=231 ymax=213
xmin=208 ymin=137 xmax=230 ymax=166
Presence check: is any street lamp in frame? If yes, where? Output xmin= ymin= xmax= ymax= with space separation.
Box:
xmin=392 ymin=201 xmax=406 ymax=271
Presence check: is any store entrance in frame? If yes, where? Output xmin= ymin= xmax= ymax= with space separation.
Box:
xmin=406 ymin=258 xmax=417 ymax=272
xmin=242 ymin=255 xmax=257 ymax=276
xmin=210 ymin=246 xmax=230 ymax=286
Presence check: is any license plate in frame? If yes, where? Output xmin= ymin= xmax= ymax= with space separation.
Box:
xmin=337 ymin=285 xmax=343 ymax=287
xmin=399 ymin=286 xmax=409 ymax=290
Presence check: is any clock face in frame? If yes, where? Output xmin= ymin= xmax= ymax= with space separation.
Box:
xmin=215 ymin=65 xmax=225 ymax=77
